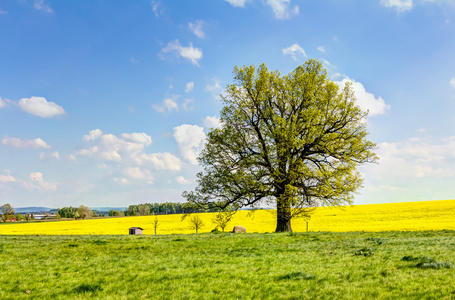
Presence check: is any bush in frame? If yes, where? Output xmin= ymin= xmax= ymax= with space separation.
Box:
xmin=354 ymin=247 xmax=374 ymax=257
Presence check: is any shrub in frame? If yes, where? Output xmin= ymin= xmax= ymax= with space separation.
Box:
xmin=354 ymin=247 xmax=374 ymax=257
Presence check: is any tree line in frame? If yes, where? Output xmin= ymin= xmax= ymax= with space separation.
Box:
xmin=120 ymin=202 xmax=222 ymax=217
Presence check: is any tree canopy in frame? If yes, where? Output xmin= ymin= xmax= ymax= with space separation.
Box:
xmin=183 ymin=59 xmax=378 ymax=232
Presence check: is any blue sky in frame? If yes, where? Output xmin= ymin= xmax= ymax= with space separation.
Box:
xmin=1 ymin=0 xmax=455 ymax=208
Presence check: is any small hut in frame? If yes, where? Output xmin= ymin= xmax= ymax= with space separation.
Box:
xmin=129 ymin=227 xmax=143 ymax=235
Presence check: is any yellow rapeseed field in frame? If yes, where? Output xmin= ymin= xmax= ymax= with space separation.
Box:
xmin=1 ymin=200 xmax=454 ymax=235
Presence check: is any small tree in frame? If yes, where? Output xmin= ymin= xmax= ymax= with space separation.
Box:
xmin=153 ymin=216 xmax=159 ymax=235
xmin=77 ymin=205 xmax=92 ymax=220
xmin=189 ymin=215 xmax=204 ymax=234
xmin=212 ymin=211 xmax=234 ymax=232
xmin=0 ymin=203 xmax=14 ymax=222
xmin=16 ymin=213 xmax=24 ymax=222
xmin=138 ymin=204 xmax=149 ymax=216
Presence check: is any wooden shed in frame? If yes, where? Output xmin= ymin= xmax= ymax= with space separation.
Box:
xmin=129 ymin=227 xmax=143 ymax=235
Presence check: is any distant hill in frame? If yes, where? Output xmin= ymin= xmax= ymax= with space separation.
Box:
xmin=91 ymin=207 xmax=127 ymax=213
xmin=15 ymin=207 xmax=54 ymax=213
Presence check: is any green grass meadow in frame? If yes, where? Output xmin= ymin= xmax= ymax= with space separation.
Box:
xmin=1 ymin=231 xmax=454 ymax=299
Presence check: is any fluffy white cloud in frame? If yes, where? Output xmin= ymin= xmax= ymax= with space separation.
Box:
xmin=203 ymin=116 xmax=222 ymax=129
xmin=336 ymin=78 xmax=390 ymax=116
xmin=121 ymin=132 xmax=152 ymax=146
xmin=153 ymin=95 xmax=180 ymax=113
xmin=189 ymin=20 xmax=205 ymax=39
xmin=2 ymin=136 xmax=51 ymax=149
xmin=133 ymin=153 xmax=182 ymax=171
xmin=0 ymin=97 xmax=6 ymax=108
xmin=225 ymin=0 xmax=248 ymax=7
xmin=173 ymin=124 xmax=206 ymax=165
xmin=76 ymin=133 xmax=146 ymax=162
xmin=317 ymin=46 xmax=326 ymax=53
xmin=282 ymin=44 xmax=307 ymax=61
xmin=185 ymin=82 xmax=194 ymax=93
xmin=266 ymin=0 xmax=299 ymax=19
xmin=450 ymin=77 xmax=455 ymax=89
xmin=176 ymin=175 xmax=190 ymax=184
xmin=83 ymin=129 xmax=103 ymax=142
xmin=18 ymin=96 xmax=65 ymax=118
xmin=76 ymin=130 xmax=181 ymax=171
xmin=362 ymin=136 xmax=455 ymax=182
xmin=160 ymin=40 xmax=203 ymax=66
xmin=25 ymin=172 xmax=58 ymax=191
xmin=380 ymin=0 xmax=413 ymax=13
xmin=123 ymin=167 xmax=154 ymax=183
xmin=0 ymin=174 xmax=16 ymax=183
xmin=34 ymin=0 xmax=53 ymax=13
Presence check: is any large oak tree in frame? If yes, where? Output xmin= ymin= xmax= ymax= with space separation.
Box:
xmin=183 ymin=59 xmax=378 ymax=232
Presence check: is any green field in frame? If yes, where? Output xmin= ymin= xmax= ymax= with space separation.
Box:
xmin=1 ymin=231 xmax=454 ymax=299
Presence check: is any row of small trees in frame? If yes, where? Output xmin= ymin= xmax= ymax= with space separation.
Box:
xmin=186 ymin=211 xmax=234 ymax=234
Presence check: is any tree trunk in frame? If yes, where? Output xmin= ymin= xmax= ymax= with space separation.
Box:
xmin=275 ymin=200 xmax=292 ymax=232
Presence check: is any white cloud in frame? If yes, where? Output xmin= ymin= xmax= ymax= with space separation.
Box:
xmin=160 ymin=40 xmax=203 ymax=66
xmin=2 ymin=136 xmax=51 ymax=149
xmin=51 ymin=151 xmax=60 ymax=160
xmin=282 ymin=44 xmax=307 ymax=61
xmin=0 ymin=97 xmax=6 ymax=108
xmin=134 ymin=153 xmax=182 ymax=171
xmin=226 ymin=0 xmax=248 ymax=7
xmin=83 ymin=129 xmax=103 ymax=142
xmin=0 ymin=174 xmax=16 ymax=183
xmin=34 ymin=0 xmax=53 ymax=13
xmin=153 ymin=95 xmax=180 ymax=113
xmin=151 ymin=1 xmax=163 ymax=17
xmin=362 ymin=136 xmax=455 ymax=182
xmin=18 ymin=96 xmax=65 ymax=118
xmin=266 ymin=0 xmax=299 ymax=19
xmin=114 ymin=177 xmax=128 ymax=184
xmin=173 ymin=124 xmax=206 ymax=165
xmin=76 ymin=130 xmax=181 ymax=172
xmin=380 ymin=0 xmax=413 ymax=13
xmin=317 ymin=46 xmax=326 ymax=53
xmin=450 ymin=77 xmax=455 ymax=89
xmin=123 ymin=167 xmax=154 ymax=183
xmin=76 ymin=133 xmax=146 ymax=162
xmin=182 ymin=98 xmax=194 ymax=111
xmin=121 ymin=133 xmax=152 ymax=146
xmin=25 ymin=172 xmax=58 ymax=191
xmin=189 ymin=20 xmax=205 ymax=39
xmin=203 ymin=116 xmax=222 ymax=129
xmin=130 ymin=57 xmax=138 ymax=63
xmin=336 ymin=78 xmax=390 ymax=116
xmin=185 ymin=82 xmax=194 ymax=93
xmin=176 ymin=175 xmax=190 ymax=184
xmin=205 ymin=78 xmax=223 ymax=99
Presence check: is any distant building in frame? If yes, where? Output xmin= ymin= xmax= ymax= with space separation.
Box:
xmin=5 ymin=217 xmax=17 ymax=222
xmin=129 ymin=227 xmax=143 ymax=235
